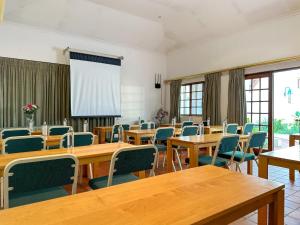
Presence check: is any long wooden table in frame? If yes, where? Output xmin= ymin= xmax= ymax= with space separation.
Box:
xmin=93 ymin=125 xmax=140 ymax=144
xmin=204 ymin=125 xmax=243 ymax=134
xmin=0 ymin=143 xmax=133 ymax=177
xmin=124 ymin=128 xmax=182 ymax=145
xmin=259 ymin=146 xmax=300 ymax=181
xmin=167 ymin=133 xmax=249 ymax=173
xmin=0 ymin=166 xmax=284 ymax=225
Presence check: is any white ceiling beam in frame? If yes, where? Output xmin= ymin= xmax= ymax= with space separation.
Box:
xmin=0 ymin=0 xmax=5 ymax=23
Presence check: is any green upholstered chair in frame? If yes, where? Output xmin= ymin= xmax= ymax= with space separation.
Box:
xmin=198 ymin=135 xmax=239 ymax=167
xmin=182 ymin=121 xmax=193 ymax=128
xmin=89 ymin=145 xmax=157 ymax=190
xmin=48 ymin=126 xmax=71 ymax=136
xmin=3 ymin=154 xmax=78 ymax=208
xmin=226 ymin=124 xmax=238 ymax=134
xmin=243 ymin=123 xmax=255 ymax=135
xmin=221 ymin=132 xmax=267 ymax=172
xmin=60 ymin=132 xmax=94 ymax=179
xmin=106 ymin=124 xmax=130 ymax=143
xmin=173 ymin=126 xmax=199 ymax=171
xmin=2 ymin=136 xmax=45 ymax=154
xmin=1 ymin=128 xmax=31 ymax=139
xmin=152 ymin=127 xmax=175 ymax=168
xmin=139 ymin=122 xmax=155 ymax=143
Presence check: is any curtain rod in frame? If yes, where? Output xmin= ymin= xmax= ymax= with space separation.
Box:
xmin=0 ymin=0 xmax=5 ymax=23
xmin=164 ymin=54 xmax=300 ymax=83
xmin=63 ymin=47 xmax=124 ymax=60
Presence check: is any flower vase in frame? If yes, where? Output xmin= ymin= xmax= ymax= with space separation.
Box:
xmin=25 ymin=113 xmax=34 ymax=131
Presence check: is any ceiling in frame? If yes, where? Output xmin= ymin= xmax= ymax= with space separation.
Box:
xmin=4 ymin=0 xmax=300 ymax=52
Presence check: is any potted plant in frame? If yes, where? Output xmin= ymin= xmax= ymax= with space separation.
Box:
xmin=155 ymin=108 xmax=168 ymax=126
xmin=22 ymin=103 xmax=39 ymax=129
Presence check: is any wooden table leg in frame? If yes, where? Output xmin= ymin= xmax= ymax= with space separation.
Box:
xmin=247 ymin=160 xmax=253 ymax=175
xmin=135 ymin=134 xmax=141 ymax=145
xmin=100 ymin=129 xmax=106 ymax=144
xmin=268 ymin=190 xmax=284 ymax=225
xmin=289 ymin=169 xmax=295 ymax=181
xmin=167 ymin=139 xmax=173 ymax=173
xmin=289 ymin=135 xmax=295 ymax=147
xmin=189 ymin=144 xmax=198 ymax=168
xmin=258 ymin=156 xmax=268 ymax=225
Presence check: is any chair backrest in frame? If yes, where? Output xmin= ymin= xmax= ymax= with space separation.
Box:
xmin=1 ymin=128 xmax=31 ymax=139
xmin=48 ymin=126 xmax=71 ymax=136
xmin=60 ymin=132 xmax=94 ymax=148
xmin=246 ymin=132 xmax=267 ymax=150
xmin=226 ymin=123 xmax=238 ymax=134
xmin=153 ymin=127 xmax=175 ymax=142
xmin=215 ymin=135 xmax=240 ymax=155
xmin=107 ymin=145 xmax=158 ymax=186
xmin=122 ymin=124 xmax=130 ymax=131
xmin=182 ymin=126 xmax=198 ymax=136
xmin=182 ymin=121 xmax=193 ymax=128
xmin=3 ymin=136 xmax=45 ymax=154
xmin=243 ymin=123 xmax=254 ymax=135
xmin=140 ymin=122 xmax=155 ymax=130
xmin=202 ymin=121 xmax=208 ymax=126
xmin=3 ymin=154 xmax=78 ymax=208
xmin=110 ymin=124 xmax=130 ymax=143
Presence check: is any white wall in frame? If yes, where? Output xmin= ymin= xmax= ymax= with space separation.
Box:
xmin=0 ymin=22 xmax=166 ymax=123
xmin=166 ymin=13 xmax=300 ymax=124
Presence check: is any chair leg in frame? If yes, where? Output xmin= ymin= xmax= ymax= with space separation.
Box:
xmin=174 ymin=149 xmax=183 ymax=171
xmin=162 ymin=153 xmax=166 ymax=168
xmin=172 ymin=161 xmax=176 ymax=172
xmin=0 ymin=177 xmax=3 ymax=209
xmin=88 ymin=164 xmax=94 ymax=179
xmin=237 ymin=164 xmax=242 ymax=173
xmin=78 ymin=166 xmax=83 ymax=184
xmin=254 ymin=159 xmax=259 ymax=167
xmin=156 ymin=152 xmax=160 ymax=168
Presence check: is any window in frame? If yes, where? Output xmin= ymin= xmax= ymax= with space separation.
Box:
xmin=180 ymin=82 xmax=203 ymax=116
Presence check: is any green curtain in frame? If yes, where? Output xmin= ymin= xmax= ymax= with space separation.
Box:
xmin=227 ymin=68 xmax=246 ymax=125
xmin=169 ymin=79 xmax=182 ymax=122
xmin=203 ymin=72 xmax=221 ymax=125
xmin=0 ymin=57 xmax=114 ymax=131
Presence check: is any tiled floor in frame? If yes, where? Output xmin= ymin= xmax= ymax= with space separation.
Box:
xmin=68 ymin=153 xmax=300 ymax=225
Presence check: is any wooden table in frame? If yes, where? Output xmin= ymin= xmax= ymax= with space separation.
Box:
xmin=159 ymin=123 xmax=182 ymax=128
xmin=0 ymin=166 xmax=284 ymax=225
xmin=0 ymin=143 xmax=133 ymax=177
xmin=93 ymin=125 xmax=140 ymax=144
xmin=259 ymin=146 xmax=300 ymax=182
xmin=125 ymin=128 xmax=182 ymax=145
xmin=289 ymin=133 xmax=300 ymax=147
xmin=204 ymin=125 xmax=243 ymax=134
xmin=167 ymin=133 xmax=249 ymax=173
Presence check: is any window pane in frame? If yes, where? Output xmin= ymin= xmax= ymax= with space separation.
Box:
xmin=261 ymin=102 xmax=268 ymax=113
xmin=252 ymin=114 xmax=260 ymax=125
xmin=247 ymin=114 xmax=252 ymax=123
xmin=197 ymin=107 xmax=202 ymax=115
xmin=252 ymin=102 xmax=260 ymax=113
xmin=260 ymin=114 xmax=268 ymax=125
xmin=246 ymin=102 xmax=252 ymax=113
xmin=192 ymin=84 xmax=200 ymax=92
xmin=199 ymin=84 xmax=203 ymax=91
xmin=197 ymin=100 xmax=202 ymax=106
xmin=181 ymin=86 xmax=185 ymax=92
xmin=252 ymin=90 xmax=260 ymax=101
xmin=185 ymin=85 xmax=190 ymax=92
xmin=184 ymin=108 xmax=189 ymax=115
xmin=261 ymin=90 xmax=269 ymax=101
xmin=191 ymin=100 xmax=196 ymax=107
xmin=260 ymin=126 xmax=268 ymax=133
xmin=185 ymin=93 xmax=190 ymax=100
xmin=192 ymin=108 xmax=196 ymax=114
xmin=185 ymin=101 xmax=190 ymax=107
xmin=180 ymin=101 xmax=184 ymax=107
xmin=261 ymin=78 xmax=269 ymax=89
xmin=252 ymin=79 xmax=260 ymax=90
xmin=245 ymin=80 xmax=251 ymax=90
xmin=246 ymin=91 xmax=252 ymax=101
xmin=180 ymin=108 xmax=184 ymax=114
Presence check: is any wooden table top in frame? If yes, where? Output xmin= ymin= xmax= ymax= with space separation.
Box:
xmin=125 ymin=128 xmax=182 ymax=136
xmin=0 ymin=166 xmax=284 ymax=225
xmin=260 ymin=146 xmax=300 ymax=162
xmin=169 ymin=133 xmax=249 ymax=145
xmin=0 ymin=143 xmax=133 ymax=173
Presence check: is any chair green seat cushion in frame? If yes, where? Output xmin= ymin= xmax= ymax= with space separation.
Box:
xmin=105 ymin=137 xmax=118 ymax=143
xmin=155 ymin=144 xmax=167 ymax=152
xmin=198 ymin=156 xmax=227 ymax=167
xmin=89 ymin=174 xmax=139 ymax=190
xmin=9 ymin=186 xmax=68 ymax=208
xmin=219 ymin=151 xmax=255 ymax=162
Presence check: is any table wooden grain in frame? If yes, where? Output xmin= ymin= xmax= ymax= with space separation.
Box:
xmin=93 ymin=125 xmax=140 ymax=144
xmin=0 ymin=143 xmax=133 ymax=177
xmin=0 ymin=166 xmax=284 ymax=225
xmin=124 ymin=128 xmax=182 ymax=145
xmin=167 ymin=133 xmax=249 ymax=173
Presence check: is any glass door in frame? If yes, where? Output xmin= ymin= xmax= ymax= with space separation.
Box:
xmin=245 ymin=73 xmax=273 ymax=150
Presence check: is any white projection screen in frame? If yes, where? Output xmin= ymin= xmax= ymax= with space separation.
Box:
xmin=69 ymin=52 xmax=121 ymax=117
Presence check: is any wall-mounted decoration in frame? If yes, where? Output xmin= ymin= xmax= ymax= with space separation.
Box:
xmin=284 ymin=87 xmax=292 ymax=104
xmin=155 ymin=73 xmax=161 ymax=89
